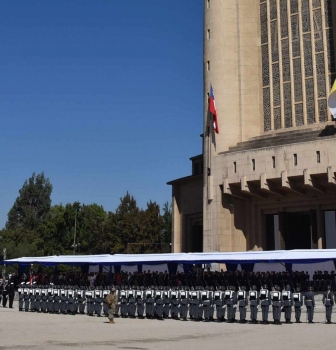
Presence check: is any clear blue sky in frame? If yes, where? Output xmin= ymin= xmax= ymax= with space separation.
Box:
xmin=0 ymin=1 xmax=204 ymax=227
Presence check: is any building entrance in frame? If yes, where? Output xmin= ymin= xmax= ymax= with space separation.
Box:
xmin=185 ymin=215 xmax=203 ymax=252
xmin=265 ymin=211 xmax=317 ymax=250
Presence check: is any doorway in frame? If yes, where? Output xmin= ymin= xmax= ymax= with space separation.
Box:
xmin=265 ymin=211 xmax=317 ymax=250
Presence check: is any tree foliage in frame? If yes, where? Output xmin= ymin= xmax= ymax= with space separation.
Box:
xmin=1 ymin=175 xmax=172 ymax=258
xmin=6 ymin=172 xmax=52 ymax=231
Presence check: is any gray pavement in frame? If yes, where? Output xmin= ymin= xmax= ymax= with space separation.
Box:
xmin=1 ymin=301 xmax=336 ymax=350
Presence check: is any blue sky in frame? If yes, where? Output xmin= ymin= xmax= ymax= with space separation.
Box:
xmin=0 ymin=1 xmax=204 ymax=227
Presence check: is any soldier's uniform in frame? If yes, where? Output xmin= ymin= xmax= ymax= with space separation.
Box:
xmin=120 ymin=288 xmax=128 ymax=317
xmin=249 ymin=285 xmax=259 ymax=324
xmin=154 ymin=289 xmax=164 ymax=319
xmin=103 ymin=290 xmax=110 ymax=316
xmin=53 ymin=289 xmax=61 ymax=314
xmin=41 ymin=288 xmax=47 ymax=313
xmin=214 ymin=288 xmax=226 ymax=322
xmin=170 ymin=289 xmax=179 ymax=319
xmin=189 ymin=289 xmax=200 ymax=321
xmin=225 ymin=287 xmax=237 ymax=323
xmin=282 ymin=285 xmax=293 ymax=323
xmin=60 ymin=289 xmax=68 ymax=314
xmin=47 ymin=287 xmax=54 ymax=313
xmin=77 ymin=289 xmax=86 ymax=314
xmin=18 ymin=284 xmax=24 ymax=311
xmin=105 ymin=288 xmax=117 ymax=324
xmin=94 ymin=289 xmax=102 ymax=317
xmin=136 ymin=289 xmax=145 ymax=318
xmin=304 ymin=287 xmax=315 ymax=323
xmin=24 ymin=285 xmax=30 ymax=312
xmin=115 ymin=288 xmax=121 ymax=317
xmin=86 ymin=290 xmax=94 ymax=316
xmin=237 ymin=287 xmax=248 ymax=323
xmin=34 ymin=286 xmax=41 ymax=312
xmin=201 ymin=289 xmax=214 ymax=322
xmin=271 ymin=286 xmax=282 ymax=325
xmin=128 ymin=288 xmax=137 ymax=318
xmin=322 ymin=285 xmax=334 ymax=324
xmin=293 ymin=287 xmax=303 ymax=323
xmin=179 ymin=289 xmax=189 ymax=321
xmin=163 ymin=288 xmax=171 ymax=319
xmin=145 ymin=287 xmax=155 ymax=319
xmin=259 ymin=285 xmax=271 ymax=324
xmin=68 ymin=289 xmax=77 ymax=315
xmin=29 ymin=287 xmax=35 ymax=312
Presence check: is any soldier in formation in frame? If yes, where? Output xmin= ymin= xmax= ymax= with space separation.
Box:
xmin=323 ymin=285 xmax=334 ymax=324
xmin=293 ymin=286 xmax=303 ymax=323
xmin=304 ymin=286 xmax=315 ymax=323
xmin=13 ymin=282 xmax=336 ymax=326
xmin=270 ymin=285 xmax=282 ymax=325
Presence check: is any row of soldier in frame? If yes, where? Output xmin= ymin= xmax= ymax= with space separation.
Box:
xmin=18 ymin=283 xmax=336 ymax=324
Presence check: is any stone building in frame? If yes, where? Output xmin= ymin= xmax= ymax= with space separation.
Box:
xmin=168 ymin=0 xmax=336 ymax=253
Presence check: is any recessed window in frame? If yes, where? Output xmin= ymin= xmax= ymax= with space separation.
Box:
xmin=207 ymin=61 xmax=210 ymax=71
xmin=207 ymin=29 xmax=210 ymax=39
xmin=252 ymin=159 xmax=255 ymax=171
xmin=316 ymin=151 xmax=321 ymax=163
xmin=233 ymin=162 xmax=237 ymax=173
xmin=207 ymin=0 xmax=210 ymax=9
xmin=294 ymin=154 xmax=298 ymax=166
xmin=272 ymin=156 xmax=276 ymax=168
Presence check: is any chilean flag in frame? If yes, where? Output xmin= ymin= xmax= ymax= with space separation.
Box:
xmin=209 ymin=85 xmax=219 ymax=134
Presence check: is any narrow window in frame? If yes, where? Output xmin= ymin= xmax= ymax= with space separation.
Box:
xmin=316 ymin=151 xmax=321 ymax=163
xmin=272 ymin=156 xmax=276 ymax=168
xmin=252 ymin=159 xmax=255 ymax=171
xmin=294 ymin=154 xmax=298 ymax=166
xmin=207 ymin=61 xmax=210 ymax=71
xmin=207 ymin=0 xmax=210 ymax=9
xmin=207 ymin=29 xmax=210 ymax=39
xmin=233 ymin=162 xmax=237 ymax=173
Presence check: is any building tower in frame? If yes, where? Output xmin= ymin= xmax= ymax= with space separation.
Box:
xmin=169 ymin=0 xmax=336 ymax=254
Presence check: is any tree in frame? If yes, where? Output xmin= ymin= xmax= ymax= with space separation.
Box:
xmin=6 ymin=172 xmax=53 ymax=231
xmin=162 ymin=201 xmax=172 ymax=247
xmin=115 ymin=192 xmax=141 ymax=253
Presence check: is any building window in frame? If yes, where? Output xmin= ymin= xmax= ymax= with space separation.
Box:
xmin=272 ymin=156 xmax=276 ymax=168
xmin=316 ymin=151 xmax=321 ymax=163
xmin=233 ymin=162 xmax=237 ymax=173
xmin=207 ymin=61 xmax=210 ymax=71
xmin=207 ymin=0 xmax=210 ymax=9
xmin=207 ymin=29 xmax=210 ymax=39
xmin=252 ymin=159 xmax=255 ymax=171
xmin=294 ymin=153 xmax=298 ymax=166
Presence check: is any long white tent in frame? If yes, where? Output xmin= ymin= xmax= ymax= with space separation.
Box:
xmin=3 ymin=249 xmax=336 ymax=267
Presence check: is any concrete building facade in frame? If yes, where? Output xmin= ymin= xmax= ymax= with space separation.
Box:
xmin=168 ymin=0 xmax=336 ymax=253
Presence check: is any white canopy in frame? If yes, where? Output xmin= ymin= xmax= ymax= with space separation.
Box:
xmin=3 ymin=249 xmax=336 ymax=266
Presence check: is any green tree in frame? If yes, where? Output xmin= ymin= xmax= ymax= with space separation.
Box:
xmin=115 ymin=192 xmax=141 ymax=253
xmin=137 ymin=201 xmax=164 ymax=253
xmin=162 ymin=201 xmax=172 ymax=247
xmin=6 ymin=172 xmax=53 ymax=231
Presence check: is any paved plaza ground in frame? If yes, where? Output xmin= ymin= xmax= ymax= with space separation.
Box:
xmin=1 ymin=301 xmax=336 ymax=350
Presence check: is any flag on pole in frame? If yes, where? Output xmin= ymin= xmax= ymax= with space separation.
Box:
xmin=209 ymin=85 xmax=219 ymax=133
xmin=328 ymin=80 xmax=336 ymax=120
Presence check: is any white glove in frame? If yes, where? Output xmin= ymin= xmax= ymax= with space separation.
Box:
xmin=233 ymin=305 xmax=237 ymax=309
